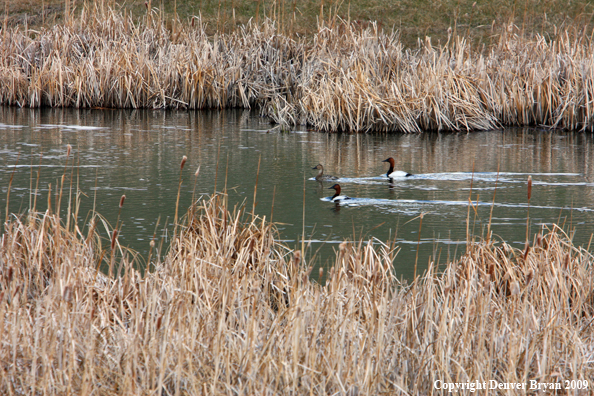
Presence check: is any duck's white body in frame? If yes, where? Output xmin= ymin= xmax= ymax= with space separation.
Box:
xmin=328 ymin=184 xmax=350 ymax=202
xmin=387 ymin=170 xmax=412 ymax=179
xmin=331 ymin=195 xmax=350 ymax=202
xmin=383 ymin=157 xmax=412 ymax=179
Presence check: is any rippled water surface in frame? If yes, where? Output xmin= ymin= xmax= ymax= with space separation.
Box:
xmin=2 ymin=107 xmax=594 ymax=279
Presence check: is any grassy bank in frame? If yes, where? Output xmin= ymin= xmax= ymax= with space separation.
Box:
xmin=1 ymin=5 xmax=594 ymax=132
xmin=1 ymin=188 xmax=593 ymax=394
xmin=5 ymin=0 xmax=594 ymax=48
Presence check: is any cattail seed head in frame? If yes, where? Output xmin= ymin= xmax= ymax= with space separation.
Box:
xmin=111 ymin=229 xmax=118 ymax=250
xmin=66 ymin=144 xmax=71 ymax=157
xmin=195 ymin=165 xmax=201 ymax=177
xmin=563 ymin=253 xmax=570 ymax=269
xmin=63 ymin=286 xmax=72 ymax=302
xmin=527 ymin=176 xmax=532 ymax=201
xmin=523 ymin=241 xmax=530 ymax=261
xmin=535 ymin=233 xmax=542 ymax=248
xmin=180 ymin=155 xmax=187 ymax=171
xmin=319 ymin=267 xmax=324 ymax=279
xmin=150 ymin=239 xmax=155 ymax=248
xmin=156 ymin=314 xmax=163 ymax=331
xmin=119 ymin=195 xmax=126 ymax=208
xmin=7 ymin=266 xmax=13 ymax=283
xmin=293 ymin=250 xmax=301 ymax=266
xmin=302 ymin=273 xmax=309 ymax=284
xmin=510 ymin=280 xmax=520 ymax=296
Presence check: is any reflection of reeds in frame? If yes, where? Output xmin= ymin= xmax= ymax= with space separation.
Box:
xmin=1 ymin=6 xmax=594 ymax=132
xmin=1 ymin=192 xmax=593 ymax=394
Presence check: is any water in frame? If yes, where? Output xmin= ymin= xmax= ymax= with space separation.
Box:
xmin=1 ymin=107 xmax=594 ymax=279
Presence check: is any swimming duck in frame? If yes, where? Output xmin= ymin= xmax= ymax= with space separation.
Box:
xmin=383 ymin=157 xmax=412 ymax=178
xmin=312 ymin=164 xmax=339 ymax=182
xmin=328 ymin=183 xmax=350 ymax=202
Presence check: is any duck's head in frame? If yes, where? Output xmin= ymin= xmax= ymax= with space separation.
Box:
xmin=312 ymin=164 xmax=323 ymax=170
xmin=328 ymin=183 xmax=341 ymax=194
xmin=382 ymin=157 xmax=395 ymax=167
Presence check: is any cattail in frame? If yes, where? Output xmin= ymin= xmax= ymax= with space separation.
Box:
xmin=66 ymin=144 xmax=71 ymax=158
xmin=302 ymin=273 xmax=309 ymax=284
xmin=319 ymin=267 xmax=324 ymax=280
xmin=338 ymin=241 xmax=348 ymax=255
xmin=535 ymin=233 xmax=542 ymax=248
xmin=145 ymin=1 xmax=148 ymax=9
xmin=195 ymin=166 xmax=200 ymax=177
xmin=180 ymin=155 xmax=187 ymax=171
xmin=293 ymin=250 xmax=301 ymax=266
xmin=563 ymin=253 xmax=571 ymax=269
xmin=156 ymin=314 xmax=163 ymax=331
xmin=63 ymin=286 xmax=72 ymax=302
xmin=510 ymin=280 xmax=520 ymax=296
xmin=527 ymin=176 xmax=532 ymax=201
xmin=111 ymin=229 xmax=118 ymax=250
xmin=149 ymin=239 xmax=155 ymax=248
xmin=7 ymin=266 xmax=13 ymax=283
xmin=119 ymin=194 xmax=126 ymax=208
xmin=523 ymin=241 xmax=530 ymax=261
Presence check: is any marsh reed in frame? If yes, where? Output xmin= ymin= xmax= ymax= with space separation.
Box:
xmin=1 ymin=5 xmax=594 ymax=132
xmin=1 ymin=189 xmax=593 ymax=394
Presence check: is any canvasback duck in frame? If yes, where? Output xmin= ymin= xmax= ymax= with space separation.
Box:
xmin=312 ymin=164 xmax=338 ymax=182
xmin=383 ymin=157 xmax=412 ymax=178
xmin=328 ymin=183 xmax=350 ymax=202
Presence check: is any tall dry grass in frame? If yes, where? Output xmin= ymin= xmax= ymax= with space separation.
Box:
xmin=1 ymin=5 xmax=593 ymax=132
xmin=1 ymin=191 xmax=593 ymax=394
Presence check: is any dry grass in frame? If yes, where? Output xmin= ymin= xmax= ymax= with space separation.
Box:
xmin=1 ymin=5 xmax=594 ymax=132
xmin=1 ymin=191 xmax=593 ymax=394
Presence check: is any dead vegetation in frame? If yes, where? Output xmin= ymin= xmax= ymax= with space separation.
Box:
xmin=1 ymin=5 xmax=593 ymax=132
xmin=1 ymin=190 xmax=592 ymax=394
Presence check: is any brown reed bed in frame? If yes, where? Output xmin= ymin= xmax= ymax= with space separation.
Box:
xmin=1 ymin=5 xmax=594 ymax=132
xmin=1 ymin=192 xmax=593 ymax=394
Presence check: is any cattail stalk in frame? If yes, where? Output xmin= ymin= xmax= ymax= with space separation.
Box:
xmin=5 ymin=153 xmax=20 ymax=223
xmin=526 ymin=175 xmax=532 ymax=243
xmin=174 ymin=156 xmax=187 ymax=235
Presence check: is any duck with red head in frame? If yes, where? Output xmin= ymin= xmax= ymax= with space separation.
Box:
xmin=383 ymin=157 xmax=412 ymax=179
xmin=328 ymin=183 xmax=350 ymax=202
xmin=312 ymin=164 xmax=339 ymax=182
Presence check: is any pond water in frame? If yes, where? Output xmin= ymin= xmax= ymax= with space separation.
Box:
xmin=1 ymin=106 xmax=594 ymax=280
